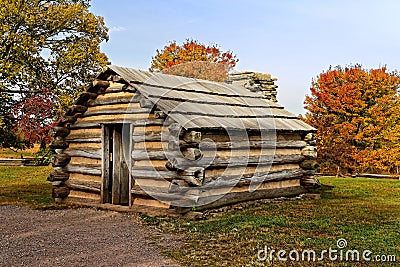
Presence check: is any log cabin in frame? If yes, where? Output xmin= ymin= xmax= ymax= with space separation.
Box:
xmin=48 ymin=65 xmax=318 ymax=212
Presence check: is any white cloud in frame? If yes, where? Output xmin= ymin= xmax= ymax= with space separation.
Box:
xmin=109 ymin=26 xmax=127 ymax=33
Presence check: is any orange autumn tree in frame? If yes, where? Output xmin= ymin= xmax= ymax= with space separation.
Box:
xmin=150 ymin=39 xmax=238 ymax=82
xmin=303 ymin=65 xmax=400 ymax=174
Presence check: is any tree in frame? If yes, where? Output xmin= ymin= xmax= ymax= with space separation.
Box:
xmin=0 ymin=0 xmax=109 ymax=149
xmin=303 ymin=65 xmax=400 ymax=174
xmin=150 ymin=39 xmax=238 ymax=82
xmin=12 ymin=89 xmax=55 ymax=149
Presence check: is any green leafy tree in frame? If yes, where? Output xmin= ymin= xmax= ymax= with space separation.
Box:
xmin=0 ymin=0 xmax=109 ymax=149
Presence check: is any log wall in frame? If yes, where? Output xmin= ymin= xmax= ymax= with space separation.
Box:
xmin=161 ymin=129 xmax=309 ymax=210
xmin=49 ymin=78 xmax=178 ymax=206
xmin=131 ymin=118 xmax=177 ymax=208
xmin=49 ymin=78 xmax=170 ymax=204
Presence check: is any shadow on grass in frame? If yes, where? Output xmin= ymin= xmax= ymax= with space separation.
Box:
xmin=0 ymin=183 xmax=65 ymax=210
xmin=310 ymin=183 xmax=336 ymax=198
xmin=0 ymin=166 xmax=73 ymax=210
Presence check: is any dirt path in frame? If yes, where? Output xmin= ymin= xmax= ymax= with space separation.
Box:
xmin=0 ymin=206 xmax=183 ymax=266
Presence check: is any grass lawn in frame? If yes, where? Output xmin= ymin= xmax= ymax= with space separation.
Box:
xmin=0 ymin=165 xmax=58 ymax=209
xmin=0 ymin=145 xmax=40 ymax=158
xmin=142 ymin=177 xmax=400 ymax=266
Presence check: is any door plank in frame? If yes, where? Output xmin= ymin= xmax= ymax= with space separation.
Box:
xmin=112 ymin=125 xmax=122 ymax=204
xmin=101 ymin=125 xmax=110 ymax=203
xmin=120 ymin=124 xmax=131 ymax=204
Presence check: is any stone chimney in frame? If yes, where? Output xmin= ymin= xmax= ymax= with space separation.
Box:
xmin=226 ymin=71 xmax=278 ymax=102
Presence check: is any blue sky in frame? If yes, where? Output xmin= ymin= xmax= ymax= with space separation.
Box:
xmin=90 ymin=0 xmax=400 ymax=115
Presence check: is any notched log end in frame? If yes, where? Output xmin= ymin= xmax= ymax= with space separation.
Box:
xmin=78 ymin=91 xmax=98 ymax=102
xmin=59 ymin=116 xmax=77 ymax=124
xmin=50 ymin=127 xmax=70 ymax=139
xmin=140 ymin=98 xmax=154 ymax=108
xmin=71 ymin=105 xmax=88 ymax=114
xmin=154 ymin=111 xmax=167 ymax=119
xmin=183 ymin=131 xmax=202 ymax=143
xmin=47 ymin=171 xmax=70 ymax=182
xmin=93 ymin=79 xmax=110 ymax=88
xmin=52 ymin=186 xmax=70 ymax=198
xmin=177 ymin=167 xmax=205 ymax=186
xmin=51 ymin=154 xmax=71 ymax=167
xmin=301 ymin=146 xmax=317 ymax=159
xmin=168 ymin=123 xmax=184 ymax=137
xmin=301 ymin=176 xmax=321 ymax=189
xmin=300 ymin=159 xmax=319 ymax=170
xmin=49 ymin=140 xmax=69 ymax=149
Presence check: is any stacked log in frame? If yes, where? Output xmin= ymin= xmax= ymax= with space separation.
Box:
xmin=227 ymin=72 xmax=278 ymax=102
xmin=163 ymin=129 xmax=309 ymax=211
xmin=300 ymin=133 xmax=320 ymax=188
xmin=48 ymin=134 xmax=70 ymax=202
xmin=166 ymin=127 xmax=205 ymax=187
xmin=47 ymin=78 xmax=111 ymax=202
xmin=131 ymin=117 xmax=177 ymax=208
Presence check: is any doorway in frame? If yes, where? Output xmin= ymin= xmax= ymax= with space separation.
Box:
xmin=102 ymin=124 xmax=131 ymax=205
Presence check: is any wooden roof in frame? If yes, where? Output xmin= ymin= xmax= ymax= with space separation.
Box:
xmin=104 ymin=65 xmax=315 ymax=132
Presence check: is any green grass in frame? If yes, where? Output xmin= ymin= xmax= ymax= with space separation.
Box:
xmin=0 ymin=147 xmax=37 ymax=158
xmin=0 ymin=165 xmax=61 ymax=209
xmin=142 ymin=177 xmax=400 ymax=266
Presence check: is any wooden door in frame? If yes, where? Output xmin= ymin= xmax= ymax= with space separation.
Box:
xmin=102 ymin=124 xmax=131 ymax=205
